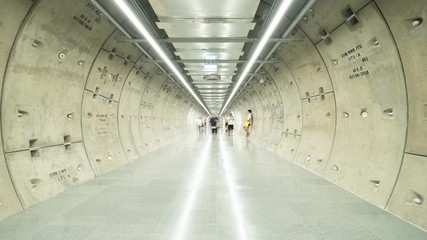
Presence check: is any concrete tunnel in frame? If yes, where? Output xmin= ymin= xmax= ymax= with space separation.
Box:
xmin=0 ymin=0 xmax=426 ymax=238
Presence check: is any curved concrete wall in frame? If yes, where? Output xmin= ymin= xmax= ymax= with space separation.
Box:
xmin=229 ymin=0 xmax=427 ymax=230
xmin=0 ymin=0 xmax=425 ymax=232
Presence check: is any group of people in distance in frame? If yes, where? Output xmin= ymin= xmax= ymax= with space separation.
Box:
xmin=198 ymin=109 xmax=252 ymax=137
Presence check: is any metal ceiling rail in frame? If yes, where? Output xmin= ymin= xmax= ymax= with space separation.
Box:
xmin=116 ymin=37 xmax=303 ymax=43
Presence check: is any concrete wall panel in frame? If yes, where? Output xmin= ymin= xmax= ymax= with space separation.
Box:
xmin=276 ymin=31 xmax=333 ymax=96
xmin=318 ymin=3 xmax=407 ymax=206
xmin=0 ymin=0 xmax=34 ymax=220
xmin=386 ymin=154 xmax=427 ymax=230
xmin=118 ymin=67 xmax=147 ymax=161
xmin=277 ymin=135 xmax=300 ymax=161
xmin=151 ymin=81 xmax=174 ymax=145
xmin=138 ymin=74 xmax=168 ymax=152
xmin=295 ymin=93 xmax=336 ymax=175
xmin=376 ymin=0 xmax=427 ymax=155
xmin=6 ymin=143 xmax=94 ymax=209
xmin=82 ymin=91 xmax=127 ymax=175
xmin=103 ymin=30 xmax=141 ymax=62
xmin=298 ymin=0 xmax=371 ymax=43
xmin=85 ymin=49 xmax=133 ymax=102
xmin=1 ymin=0 xmax=113 ymax=152
xmin=264 ymin=54 xmax=303 ymax=159
xmin=0 ymin=0 xmax=34 ymax=86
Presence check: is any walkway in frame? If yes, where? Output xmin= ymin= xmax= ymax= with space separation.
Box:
xmin=1 ymin=132 xmax=426 ymax=240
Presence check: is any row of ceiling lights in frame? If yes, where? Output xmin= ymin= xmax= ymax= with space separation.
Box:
xmin=111 ymin=0 xmax=297 ymax=116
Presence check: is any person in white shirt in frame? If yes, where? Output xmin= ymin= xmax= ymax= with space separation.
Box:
xmin=227 ymin=113 xmax=235 ymax=136
xmin=196 ymin=117 xmax=203 ymax=133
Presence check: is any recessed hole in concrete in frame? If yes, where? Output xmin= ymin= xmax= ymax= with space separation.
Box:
xmin=18 ymin=109 xmax=29 ymax=117
xmin=64 ymin=135 xmax=71 ymax=143
xmin=30 ymin=149 xmax=40 ymax=157
xmin=32 ymin=40 xmax=42 ymax=48
xmin=406 ymin=190 xmax=424 ymax=205
xmin=30 ymin=179 xmax=42 ymax=188
xmin=346 ymin=16 xmax=359 ymax=28
xmin=77 ymin=164 xmax=82 ymax=171
xmin=411 ymin=18 xmax=423 ymax=27
xmin=64 ymin=144 xmax=72 ymax=151
xmin=370 ymin=180 xmax=380 ymax=188
xmin=87 ymin=112 xmax=93 ymax=118
xmin=58 ymin=52 xmax=66 ymax=59
xmin=29 ymin=138 xmax=38 ymax=148
xmin=320 ymin=29 xmax=332 ymax=45
xmin=67 ymin=113 xmax=74 ymax=119
xmin=343 ymin=112 xmax=349 ymax=118
xmin=96 ymin=159 xmax=101 ymax=164
xmin=370 ymin=37 xmax=380 ymax=47
xmin=341 ymin=7 xmax=354 ymax=18
xmin=383 ymin=108 xmax=394 ymax=117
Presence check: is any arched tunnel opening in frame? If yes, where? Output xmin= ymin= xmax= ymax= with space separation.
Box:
xmin=0 ymin=0 xmax=426 ymax=238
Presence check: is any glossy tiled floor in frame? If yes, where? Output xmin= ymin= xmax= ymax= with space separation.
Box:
xmin=1 ymin=130 xmax=426 ymax=240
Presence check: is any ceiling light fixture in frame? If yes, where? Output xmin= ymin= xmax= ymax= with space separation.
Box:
xmin=220 ymin=0 xmax=294 ymax=116
xmin=113 ymin=0 xmax=211 ymax=115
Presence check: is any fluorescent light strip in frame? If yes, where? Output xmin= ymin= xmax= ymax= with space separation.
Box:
xmin=113 ymin=0 xmax=210 ymax=115
xmin=220 ymin=0 xmax=294 ymax=115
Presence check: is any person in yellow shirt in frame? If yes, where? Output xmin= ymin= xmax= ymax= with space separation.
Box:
xmin=243 ymin=109 xmax=252 ymax=137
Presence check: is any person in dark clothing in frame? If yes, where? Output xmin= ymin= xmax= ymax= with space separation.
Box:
xmin=209 ymin=113 xmax=220 ymax=135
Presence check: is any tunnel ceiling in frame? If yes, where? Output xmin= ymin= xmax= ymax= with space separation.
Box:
xmin=92 ymin=0 xmax=311 ymax=114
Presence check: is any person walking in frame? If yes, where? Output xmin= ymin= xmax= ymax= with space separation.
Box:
xmin=209 ymin=113 xmax=220 ymax=135
xmin=227 ymin=113 xmax=235 ymax=136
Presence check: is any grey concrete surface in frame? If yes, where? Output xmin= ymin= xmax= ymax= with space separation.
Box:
xmin=0 ymin=133 xmax=426 ymax=240
xmin=0 ymin=0 xmax=426 ymax=234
